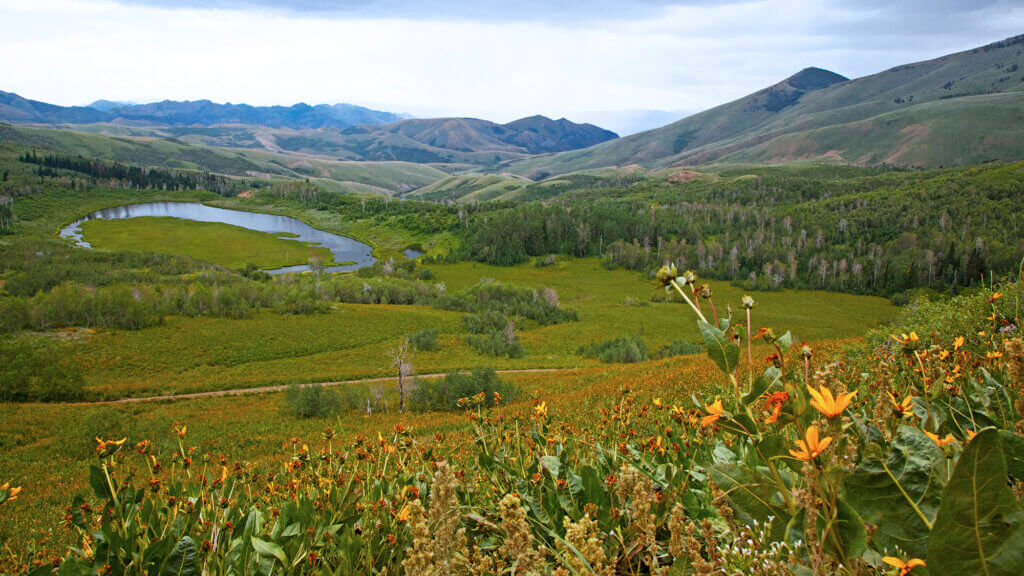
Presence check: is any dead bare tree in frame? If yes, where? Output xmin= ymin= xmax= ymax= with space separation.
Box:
xmin=390 ymin=338 xmax=414 ymax=412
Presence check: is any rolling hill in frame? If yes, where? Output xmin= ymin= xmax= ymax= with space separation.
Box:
xmin=503 ymin=34 xmax=1024 ymax=177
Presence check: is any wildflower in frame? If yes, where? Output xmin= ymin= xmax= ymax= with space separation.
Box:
xmin=965 ymin=428 xmax=977 ymax=441
xmin=889 ymin=392 xmax=914 ymax=418
xmin=173 ymin=425 xmax=187 ymax=439
xmin=800 ymin=343 xmax=813 ymax=359
xmin=741 ymin=295 xmax=755 ymax=309
xmin=807 ymin=385 xmax=856 ymax=419
xmin=135 ymin=440 xmax=151 ymax=454
xmin=493 ymin=392 xmax=502 ymax=405
xmin=987 ymin=351 xmax=1003 ymax=360
xmin=763 ymin=391 xmax=789 ymax=424
xmin=669 ymin=404 xmax=686 ymax=421
xmin=891 ymin=332 xmax=920 ymax=350
xmin=698 ymin=284 xmax=711 ymax=298
xmin=924 ymin=431 xmax=956 ymax=447
xmin=882 ymin=556 xmax=926 ymax=575
xmin=655 ymin=264 xmax=678 ymax=287
xmin=652 ymin=397 xmax=663 ymax=409
xmin=534 ymin=401 xmax=548 ymax=418
xmin=94 ymin=437 xmax=127 ymax=457
xmin=989 ymin=292 xmax=1003 ymax=302
xmin=701 ymin=398 xmax=724 ymax=427
xmin=953 ymin=336 xmax=964 ymax=350
xmin=682 ymin=270 xmax=697 ymax=284
xmin=765 ymin=352 xmax=782 ymax=368
xmin=0 ymin=482 xmax=22 ymax=504
xmin=789 ymin=426 xmax=832 ymax=461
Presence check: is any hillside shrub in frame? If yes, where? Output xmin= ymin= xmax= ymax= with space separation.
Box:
xmin=407 ymin=328 xmax=439 ymax=351
xmin=0 ymin=337 xmax=87 ymax=402
xmin=652 ymin=339 xmax=704 ymax=359
xmin=465 ymin=322 xmax=523 ymax=358
xmin=579 ymin=336 xmax=648 ymax=363
xmin=408 ymin=367 xmax=516 ymax=411
xmin=461 ymin=311 xmax=508 ymax=334
xmin=282 ymin=384 xmax=342 ymax=419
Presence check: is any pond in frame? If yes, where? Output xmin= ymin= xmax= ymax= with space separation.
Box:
xmin=60 ymin=202 xmax=376 ymax=274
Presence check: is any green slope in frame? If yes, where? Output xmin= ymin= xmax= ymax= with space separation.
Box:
xmin=504 ymin=34 xmax=1024 ymax=177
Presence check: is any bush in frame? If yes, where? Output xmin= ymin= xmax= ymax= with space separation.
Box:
xmin=466 ymin=322 xmax=524 ymax=358
xmin=653 ymin=339 xmax=704 ymax=359
xmin=408 ymin=329 xmax=439 ymax=351
xmin=282 ymin=384 xmax=342 ymax=419
xmin=408 ymin=367 xmax=517 ymax=412
xmin=534 ymin=255 xmax=557 ymax=268
xmin=0 ymin=336 xmax=87 ymax=402
xmin=579 ymin=336 xmax=647 ymax=363
xmin=462 ymin=311 xmax=509 ymax=334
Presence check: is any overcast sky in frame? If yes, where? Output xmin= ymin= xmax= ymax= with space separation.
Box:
xmin=1 ymin=0 xmax=1022 ymax=133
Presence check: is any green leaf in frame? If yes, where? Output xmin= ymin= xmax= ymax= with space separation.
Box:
xmin=777 ymin=331 xmax=794 ymax=351
xmin=717 ymin=413 xmax=759 ymax=438
xmin=541 ymin=455 xmax=561 ymax=479
xmin=698 ymin=320 xmax=740 ymax=375
xmin=708 ymin=463 xmax=787 ymax=526
xmin=89 ymin=465 xmax=111 ymax=500
xmin=845 ymin=426 xmax=945 ymax=558
xmin=832 ymin=498 xmax=867 ymax=561
xmin=927 ymin=428 xmax=1024 ymax=576
xmin=742 ymin=366 xmax=781 ymax=407
xmin=1000 ymin=430 xmax=1024 ymax=481
xmin=160 ymin=536 xmax=199 ymax=576
xmin=251 ymin=537 xmax=288 ymax=566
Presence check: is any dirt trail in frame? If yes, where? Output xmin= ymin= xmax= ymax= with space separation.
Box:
xmin=89 ymin=368 xmax=578 ymax=405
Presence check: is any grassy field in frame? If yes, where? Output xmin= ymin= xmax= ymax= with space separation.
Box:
xmin=46 ymin=257 xmax=897 ymax=399
xmin=79 ymin=217 xmax=335 ymax=270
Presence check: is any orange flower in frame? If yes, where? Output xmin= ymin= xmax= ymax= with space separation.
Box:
xmin=763 ymin=391 xmax=789 ymax=424
xmin=891 ymin=332 xmax=920 ymax=351
xmin=889 ymin=392 xmax=914 ymax=418
xmin=953 ymin=336 xmax=964 ymax=350
xmin=94 ymin=436 xmax=127 ymax=456
xmin=965 ymin=428 xmax=977 ymax=441
xmin=987 ymin=351 xmax=1003 ymax=360
xmin=0 ymin=482 xmax=22 ymax=504
xmin=701 ymin=398 xmax=724 ymax=427
xmin=173 ymin=425 xmax=187 ymax=439
xmin=652 ymin=398 xmax=663 ymax=409
xmin=789 ymin=425 xmax=832 ymax=461
xmin=925 ymin=430 xmax=956 ymax=447
xmin=938 ymin=349 xmax=950 ymax=360
xmin=807 ymin=385 xmax=856 ymax=418
xmin=534 ymin=401 xmax=548 ymax=418
xmin=989 ymin=292 xmax=1003 ymax=302
xmin=883 ymin=556 xmax=925 ymax=575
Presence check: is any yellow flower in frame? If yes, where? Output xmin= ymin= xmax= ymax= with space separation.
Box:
xmin=789 ymin=425 xmax=833 ymax=461
xmin=534 ymin=401 xmax=548 ymax=418
xmin=891 ymin=332 xmax=920 ymax=350
xmin=173 ymin=425 xmax=187 ymax=439
xmin=883 ymin=556 xmax=926 ymax=575
xmin=938 ymin=349 xmax=950 ymax=360
xmin=888 ymin=392 xmax=914 ymax=418
xmin=807 ymin=385 xmax=856 ymax=418
xmin=701 ymin=398 xmax=724 ymax=427
xmin=987 ymin=351 xmax=1003 ymax=360
xmin=0 ymin=482 xmax=22 ymax=504
xmin=953 ymin=336 xmax=964 ymax=350
xmin=965 ymin=428 xmax=977 ymax=441
xmin=924 ymin=430 xmax=956 ymax=447
xmin=989 ymin=292 xmax=1003 ymax=302
xmin=652 ymin=398 xmax=663 ymax=408
xmin=94 ymin=436 xmax=127 ymax=457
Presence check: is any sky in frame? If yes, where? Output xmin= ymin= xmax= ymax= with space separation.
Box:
xmin=1 ymin=0 xmax=1022 ymax=134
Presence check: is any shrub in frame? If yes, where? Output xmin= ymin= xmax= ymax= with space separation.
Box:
xmin=534 ymin=255 xmax=557 ymax=268
xmin=579 ymin=336 xmax=647 ymax=363
xmin=0 ymin=336 xmax=87 ymax=402
xmin=652 ymin=339 xmax=704 ymax=359
xmin=408 ymin=367 xmax=516 ymax=412
xmin=462 ymin=311 xmax=509 ymax=334
xmin=407 ymin=329 xmax=439 ymax=351
xmin=282 ymin=383 xmax=342 ymax=419
xmin=466 ymin=321 xmax=524 ymax=358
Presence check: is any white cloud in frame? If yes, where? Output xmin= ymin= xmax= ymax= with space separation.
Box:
xmin=0 ymin=0 xmax=1021 ymax=124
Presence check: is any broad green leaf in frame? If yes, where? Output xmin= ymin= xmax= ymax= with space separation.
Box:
xmin=777 ymin=331 xmax=794 ymax=351
xmin=541 ymin=455 xmax=561 ymax=479
xmin=709 ymin=463 xmax=790 ymax=543
xmin=698 ymin=320 xmax=740 ymax=375
xmin=160 ymin=536 xmax=199 ymax=576
xmin=89 ymin=465 xmax=111 ymax=500
xmin=742 ymin=366 xmax=781 ymax=407
xmin=845 ymin=426 xmax=945 ymax=558
xmin=832 ymin=498 xmax=867 ymax=562
xmin=251 ymin=537 xmax=288 ymax=566
xmin=1000 ymin=430 xmax=1024 ymax=480
xmin=927 ymin=428 xmax=1024 ymax=576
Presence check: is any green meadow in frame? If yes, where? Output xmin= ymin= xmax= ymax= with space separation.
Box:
xmin=79 ymin=217 xmax=335 ymax=270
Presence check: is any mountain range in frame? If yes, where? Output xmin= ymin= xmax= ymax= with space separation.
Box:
xmin=503 ymin=34 xmax=1024 ymax=177
xmin=0 ymin=92 xmax=409 ymax=130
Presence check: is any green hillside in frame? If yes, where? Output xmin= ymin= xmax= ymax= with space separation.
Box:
xmin=0 ymin=124 xmax=450 ymax=195
xmin=402 ymin=172 xmax=532 ymax=202
xmin=504 ymin=34 xmax=1024 ymax=177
